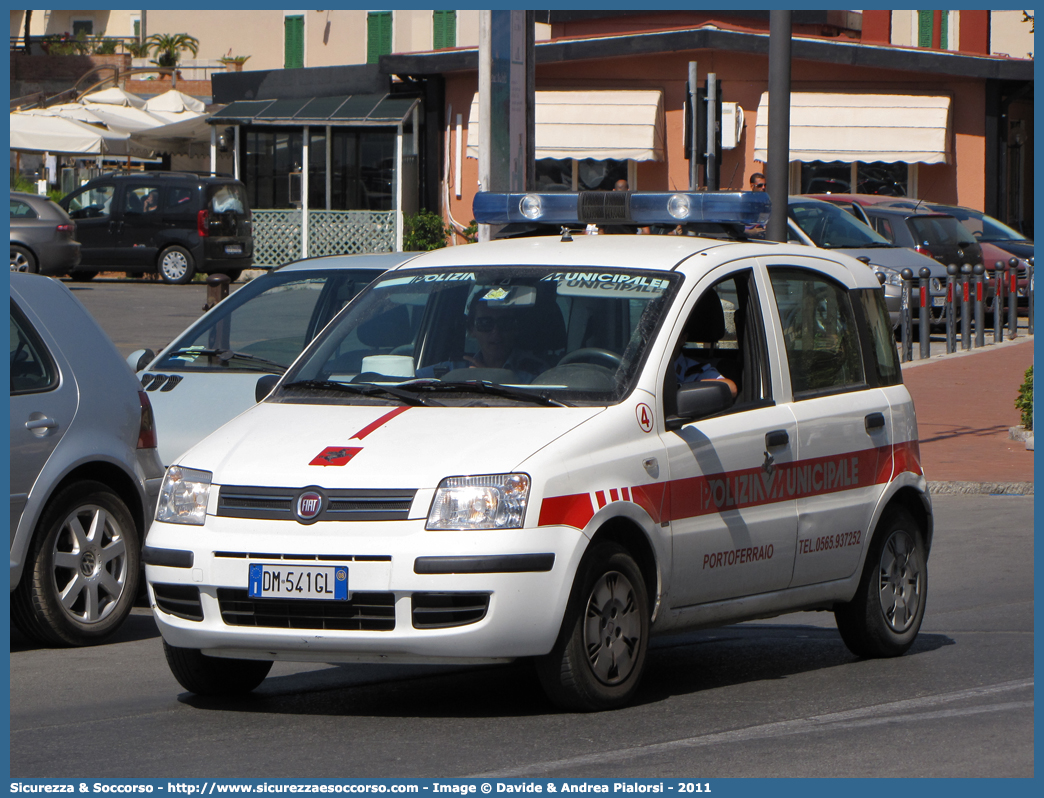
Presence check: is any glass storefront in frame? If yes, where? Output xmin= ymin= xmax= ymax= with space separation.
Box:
xmin=800 ymin=161 xmax=909 ymax=197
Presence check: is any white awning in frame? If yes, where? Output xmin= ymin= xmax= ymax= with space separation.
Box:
xmin=753 ymin=92 xmax=952 ymax=165
xmin=467 ymin=90 xmax=665 ymax=161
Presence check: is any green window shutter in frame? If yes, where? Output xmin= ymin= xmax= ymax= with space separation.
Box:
xmin=368 ymin=12 xmax=392 ymax=64
xmin=917 ymin=11 xmax=932 ymax=48
xmin=284 ymin=15 xmax=304 ymax=69
xmin=433 ymin=10 xmax=456 ymax=50
xmin=940 ymin=12 xmax=948 ymax=49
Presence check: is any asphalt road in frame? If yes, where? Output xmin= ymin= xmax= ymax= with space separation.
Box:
xmin=9 ymin=495 xmax=1033 ymax=778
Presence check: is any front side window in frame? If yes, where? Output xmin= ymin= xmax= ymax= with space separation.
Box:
xmin=769 ymin=268 xmax=865 ymax=398
xmin=11 ymin=303 xmax=58 ymax=395
xmin=279 ymin=266 xmax=682 ymax=407
xmin=65 ymin=184 xmax=114 ymax=220
xmin=154 ymin=268 xmax=385 ymax=373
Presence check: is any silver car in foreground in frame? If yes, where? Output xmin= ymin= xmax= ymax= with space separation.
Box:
xmin=10 ymin=273 xmax=164 ymax=646
xmin=128 ymin=252 xmax=417 ymax=465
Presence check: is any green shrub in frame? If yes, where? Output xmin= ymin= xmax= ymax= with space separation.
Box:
xmin=404 ymin=210 xmax=450 ymax=251
xmin=1015 ymin=365 xmax=1033 ymax=430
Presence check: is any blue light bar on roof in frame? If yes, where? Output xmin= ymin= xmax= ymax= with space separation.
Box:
xmin=473 ymin=191 xmax=771 ymax=227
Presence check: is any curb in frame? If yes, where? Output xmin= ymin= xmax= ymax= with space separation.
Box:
xmin=928 ymin=481 xmax=1033 ymax=496
xmin=900 ymin=334 xmax=1033 ymax=369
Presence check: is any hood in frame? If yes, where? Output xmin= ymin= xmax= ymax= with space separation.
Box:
xmin=835 ymin=245 xmax=946 ymax=276
xmin=177 ymin=402 xmax=605 ymax=489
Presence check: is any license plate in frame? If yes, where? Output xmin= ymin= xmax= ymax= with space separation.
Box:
xmin=931 ymin=296 xmax=946 ymax=307
xmin=225 ymin=244 xmax=243 ymax=255
xmin=248 ymin=563 xmax=348 ymax=600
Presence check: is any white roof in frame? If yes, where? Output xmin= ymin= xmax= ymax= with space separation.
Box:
xmin=467 ymin=90 xmax=665 ymax=162
xmin=753 ymin=92 xmax=952 ymax=165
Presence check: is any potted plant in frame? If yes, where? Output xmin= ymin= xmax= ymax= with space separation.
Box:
xmin=219 ymin=54 xmax=251 ymax=72
xmin=145 ymin=32 xmax=199 ymax=68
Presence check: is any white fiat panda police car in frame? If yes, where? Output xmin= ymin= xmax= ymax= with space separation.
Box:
xmin=144 ymin=191 xmax=931 ymax=711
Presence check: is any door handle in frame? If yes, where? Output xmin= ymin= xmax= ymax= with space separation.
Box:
xmin=865 ymin=412 xmax=885 ymax=432
xmin=765 ymin=429 xmax=789 ymax=448
xmin=25 ymin=413 xmax=57 ymax=432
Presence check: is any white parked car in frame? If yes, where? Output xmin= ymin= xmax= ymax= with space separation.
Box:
xmin=144 ymin=191 xmax=932 ymax=711
xmin=129 ymin=252 xmax=416 ymax=465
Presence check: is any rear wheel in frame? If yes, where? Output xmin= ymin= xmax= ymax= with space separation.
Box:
xmin=835 ymin=508 xmax=927 ymax=658
xmin=163 ymin=640 xmax=273 ymax=695
xmin=11 ymin=481 xmax=140 ymax=646
xmin=535 ymin=542 xmax=649 ymax=711
xmin=158 ymin=245 xmax=195 ymax=285
xmin=11 ymin=245 xmax=37 ymax=273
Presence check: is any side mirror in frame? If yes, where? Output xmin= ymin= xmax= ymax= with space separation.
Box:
xmin=255 ymin=374 xmax=280 ymax=402
xmin=668 ymin=381 xmax=734 ymax=429
xmin=127 ymin=348 xmax=155 ymax=372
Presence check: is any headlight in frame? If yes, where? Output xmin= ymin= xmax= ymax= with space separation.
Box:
xmin=427 ymin=473 xmax=530 ymax=530
xmin=155 ymin=466 xmax=212 ymax=525
xmin=874 ymin=265 xmax=903 ymax=287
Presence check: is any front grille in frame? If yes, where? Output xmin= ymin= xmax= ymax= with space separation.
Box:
xmin=217 ymin=485 xmax=416 ymax=522
xmin=217 ymin=588 xmax=395 ymax=631
xmin=412 ymin=592 xmax=490 ymax=629
xmin=152 ymin=583 xmax=204 ymax=621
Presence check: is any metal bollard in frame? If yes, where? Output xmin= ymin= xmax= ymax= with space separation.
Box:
xmin=973 ymin=263 xmax=985 ymax=348
xmin=945 ymin=263 xmax=957 ymax=354
xmin=960 ymin=263 xmax=972 ymax=350
xmin=1028 ymin=257 xmax=1034 ymax=335
xmin=900 ymin=268 xmax=914 ymax=362
xmin=203 ymin=273 xmax=231 ymax=313
xmin=1007 ymin=257 xmax=1018 ymax=338
xmin=918 ymin=266 xmax=931 ymax=360
xmin=993 ymin=260 xmax=1005 ymax=344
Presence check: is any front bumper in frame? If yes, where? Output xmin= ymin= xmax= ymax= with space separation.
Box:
xmin=144 ymin=516 xmax=586 ymax=663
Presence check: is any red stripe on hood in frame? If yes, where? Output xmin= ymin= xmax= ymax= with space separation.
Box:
xmin=352 ymin=406 xmax=411 ymax=440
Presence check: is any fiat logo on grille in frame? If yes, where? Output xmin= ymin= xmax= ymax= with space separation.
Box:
xmin=294 ymin=489 xmax=325 ymax=524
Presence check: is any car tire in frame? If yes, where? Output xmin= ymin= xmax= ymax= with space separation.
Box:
xmin=11 ymin=245 xmax=37 ymax=273
xmin=834 ymin=508 xmax=927 ymax=658
xmin=163 ymin=640 xmax=273 ymax=696
xmin=69 ymin=271 xmax=98 ymax=282
xmin=535 ymin=542 xmax=649 ymax=711
xmin=11 ymin=481 xmax=140 ymax=647
xmin=158 ymin=245 xmax=196 ymax=285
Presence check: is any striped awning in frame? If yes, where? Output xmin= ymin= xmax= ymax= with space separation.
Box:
xmin=467 ymin=90 xmax=665 ymax=161
xmin=753 ymin=92 xmax=952 ymax=164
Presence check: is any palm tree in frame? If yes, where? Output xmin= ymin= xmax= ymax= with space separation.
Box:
xmin=145 ymin=33 xmax=199 ymax=67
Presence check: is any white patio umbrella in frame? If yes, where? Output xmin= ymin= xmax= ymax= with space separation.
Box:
xmin=128 ymin=113 xmax=217 ymax=157
xmin=10 ymin=110 xmax=139 ymax=155
xmin=143 ymin=89 xmax=206 ymax=121
xmin=79 ymin=86 xmax=148 ymax=109
xmin=78 ymin=102 xmax=169 ymax=132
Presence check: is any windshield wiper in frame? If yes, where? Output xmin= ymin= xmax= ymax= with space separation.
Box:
xmin=166 ymin=347 xmax=287 ymax=373
xmin=405 ymin=379 xmax=570 ymax=407
xmin=280 ymin=379 xmax=439 ymax=407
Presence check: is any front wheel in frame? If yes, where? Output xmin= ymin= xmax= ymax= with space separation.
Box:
xmin=163 ymin=641 xmax=273 ymax=695
xmin=158 ymin=245 xmax=196 ymax=285
xmin=834 ymin=508 xmax=927 ymax=658
xmin=536 ymin=542 xmax=649 ymax=711
xmin=11 ymin=481 xmax=140 ymax=646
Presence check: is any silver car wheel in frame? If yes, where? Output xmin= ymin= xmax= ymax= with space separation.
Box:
xmin=160 ymin=250 xmax=189 ymax=281
xmin=583 ymin=569 xmax=642 ymax=685
xmin=878 ymin=528 xmax=923 ymax=633
xmin=11 ymin=248 xmax=31 ymax=272
xmin=50 ymin=502 xmax=130 ymax=626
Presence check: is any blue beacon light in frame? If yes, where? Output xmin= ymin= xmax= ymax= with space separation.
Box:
xmin=473 ymin=190 xmax=771 ymax=227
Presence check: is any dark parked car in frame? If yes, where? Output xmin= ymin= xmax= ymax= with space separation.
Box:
xmin=10 ymin=191 xmax=81 ymax=275
xmin=10 ymin=273 xmax=165 ymax=646
xmin=59 ymin=172 xmax=253 ymax=284
xmin=878 ymin=200 xmax=1033 ymax=263
xmin=860 ymin=205 xmax=983 ymax=270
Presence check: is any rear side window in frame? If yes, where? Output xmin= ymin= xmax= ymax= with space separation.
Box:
xmin=209 ymin=184 xmax=247 ymax=214
xmin=769 ymin=268 xmax=865 ymax=399
xmin=11 ymin=200 xmax=37 ymax=219
xmin=10 ymin=302 xmax=58 ymax=395
xmin=164 ymin=187 xmax=197 ymax=216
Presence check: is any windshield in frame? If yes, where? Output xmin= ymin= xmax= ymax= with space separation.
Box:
xmin=788 ymin=200 xmax=892 ymax=249
xmin=154 ymin=267 xmax=384 ymax=372
xmin=943 ymin=207 xmax=1029 ymax=243
xmin=277 ymin=266 xmax=681 ymax=407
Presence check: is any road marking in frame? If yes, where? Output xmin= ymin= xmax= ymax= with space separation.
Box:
xmin=473 ymin=678 xmax=1033 ymax=776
